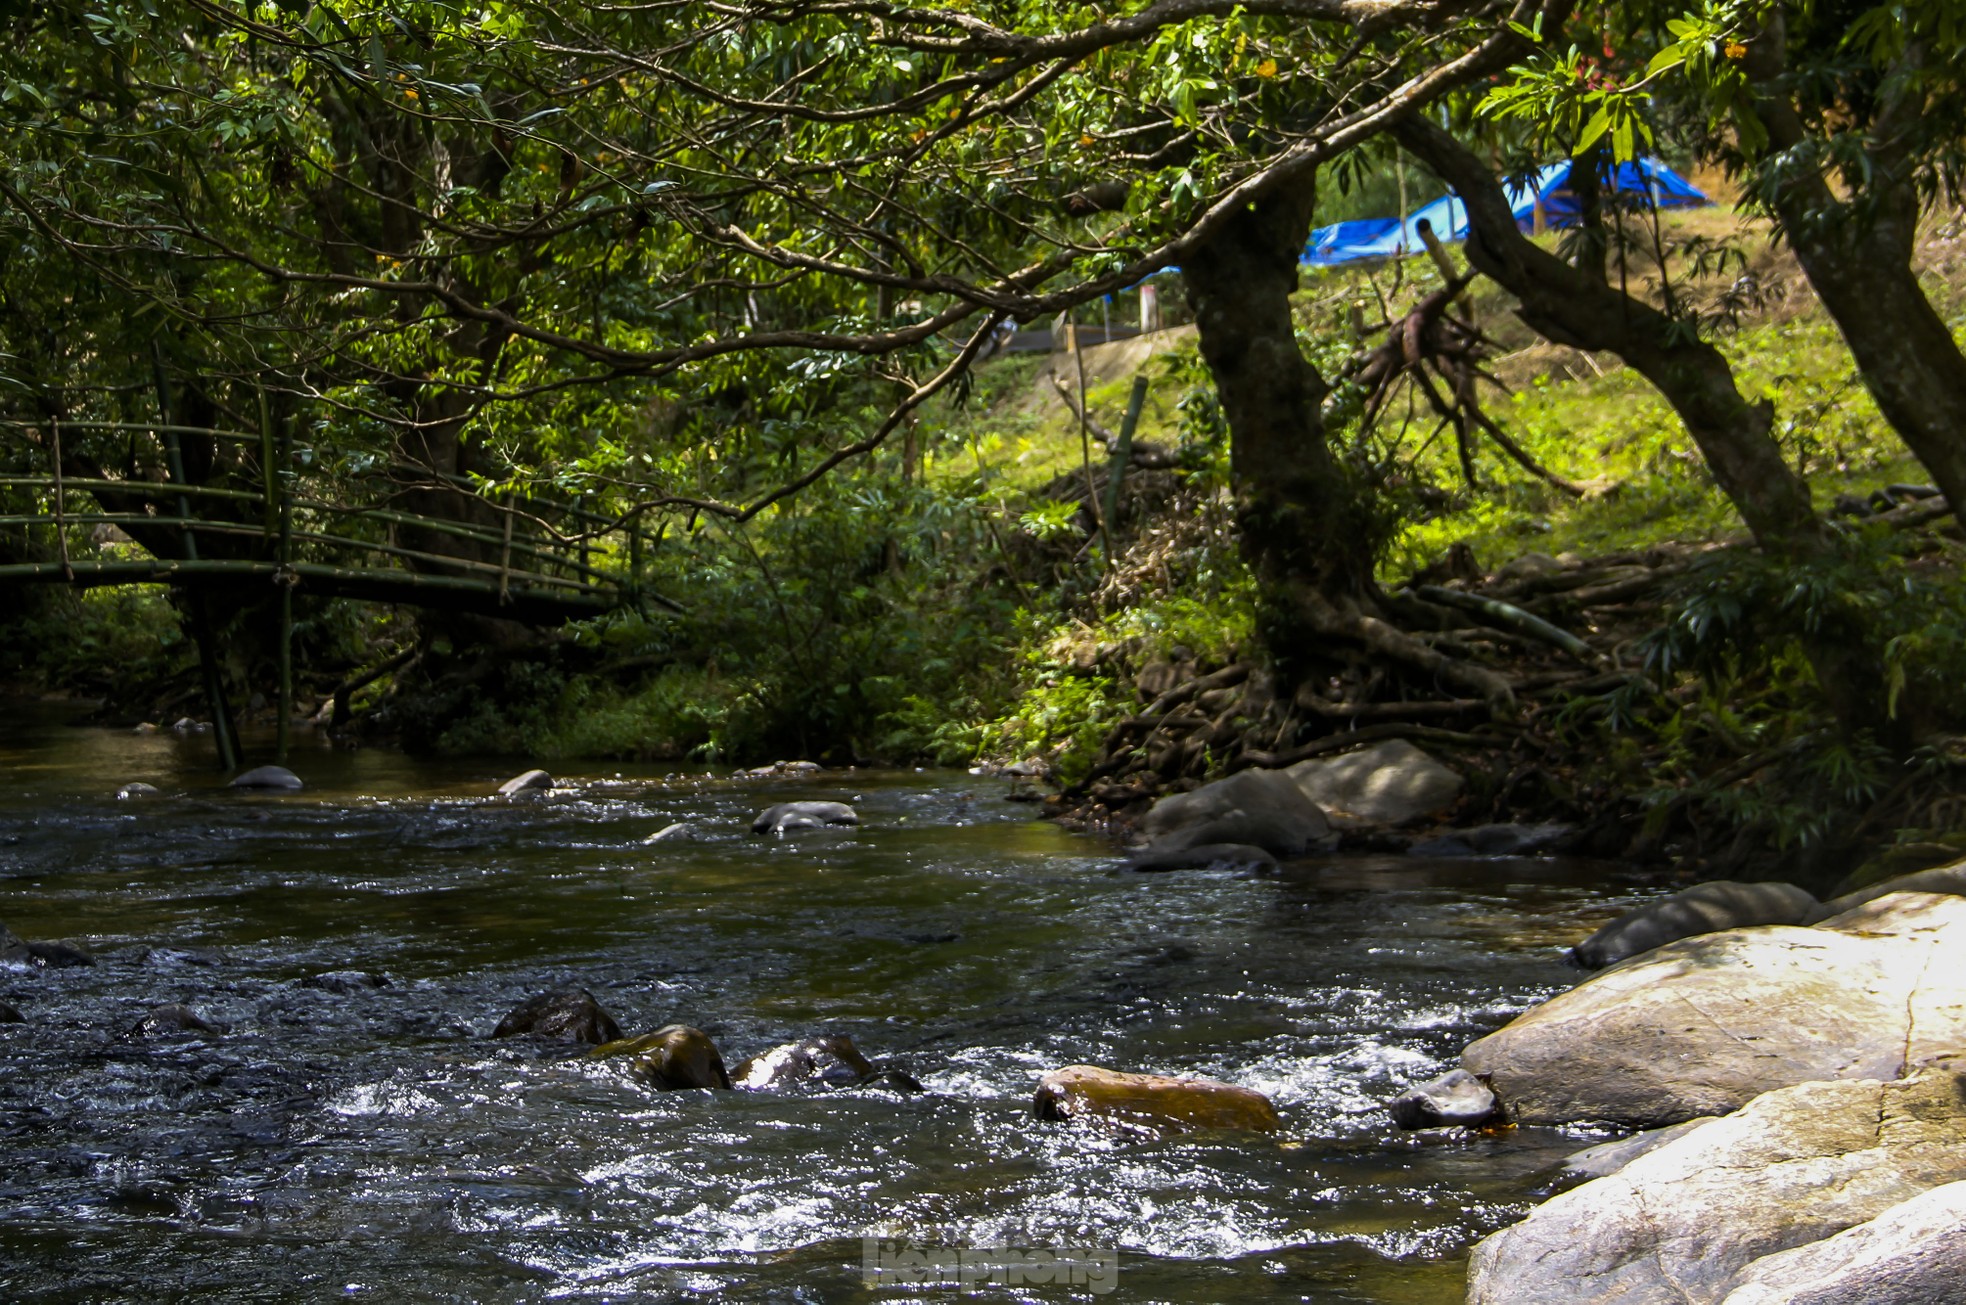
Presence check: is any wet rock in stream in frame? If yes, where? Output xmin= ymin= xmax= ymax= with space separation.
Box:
xmin=1033 ymin=1065 xmax=1281 ymax=1134
xmin=492 ymin=988 xmax=622 ymax=1045
xmin=593 ymin=1024 xmax=731 ymax=1090
xmin=750 ymin=801 xmax=858 ymax=834
xmin=497 ymin=768 xmax=554 ymax=796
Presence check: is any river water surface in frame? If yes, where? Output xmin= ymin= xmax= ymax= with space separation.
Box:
xmin=0 ymin=702 xmax=1665 ymax=1302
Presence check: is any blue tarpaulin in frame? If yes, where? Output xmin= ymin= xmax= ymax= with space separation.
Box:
xmin=1303 ymin=157 xmax=1708 ymax=267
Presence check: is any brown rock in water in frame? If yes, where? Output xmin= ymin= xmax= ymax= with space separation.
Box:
xmin=731 ymin=1035 xmax=877 ymax=1091
xmin=1032 ymin=1065 xmax=1281 ymax=1134
xmin=592 ymin=1024 xmax=731 ymax=1090
xmin=0 ymin=1001 xmax=23 ymax=1023
xmin=492 ymin=989 xmax=622 ymax=1045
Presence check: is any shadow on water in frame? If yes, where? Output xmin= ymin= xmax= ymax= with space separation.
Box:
xmin=0 ymin=699 xmax=1667 ymax=1302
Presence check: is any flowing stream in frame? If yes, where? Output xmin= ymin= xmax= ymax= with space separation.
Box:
xmin=0 ymin=701 xmax=1666 ymax=1302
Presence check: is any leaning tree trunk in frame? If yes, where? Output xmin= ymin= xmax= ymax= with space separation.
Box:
xmin=1182 ymin=171 xmax=1513 ymax=706
xmin=1748 ymin=33 xmax=1966 ymax=515
xmin=1395 ymin=117 xmax=1891 ymax=741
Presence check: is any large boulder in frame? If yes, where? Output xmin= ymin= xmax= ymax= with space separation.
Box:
xmin=1032 ymin=1065 xmax=1281 ymax=1134
xmin=1462 ymin=892 xmax=1966 ymax=1126
xmin=492 ymin=989 xmax=623 ymax=1045
xmin=1807 ymin=861 xmax=1966 ymax=923
xmin=1468 ymin=1068 xmax=1966 ymax=1305
xmin=1285 ymin=740 xmax=1463 ymax=826
xmin=593 ymin=1024 xmax=731 ymax=1090
xmin=751 ymin=801 xmax=858 ymax=834
xmin=1719 ymin=1179 xmax=1966 ymax=1305
xmin=1572 ymin=880 xmax=1821 ymax=969
xmin=1138 ymin=769 xmax=1332 ymax=858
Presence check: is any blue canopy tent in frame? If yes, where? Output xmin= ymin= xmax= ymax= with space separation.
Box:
xmin=1304 ymin=157 xmax=1708 ymax=267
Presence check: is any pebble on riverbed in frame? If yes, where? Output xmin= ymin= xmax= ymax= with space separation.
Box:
xmin=492 ymin=988 xmax=623 ymax=1045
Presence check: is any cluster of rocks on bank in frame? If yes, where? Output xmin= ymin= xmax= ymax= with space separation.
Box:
xmin=1117 ymin=739 xmax=1577 ymax=871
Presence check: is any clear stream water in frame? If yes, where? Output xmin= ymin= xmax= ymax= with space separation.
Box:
xmin=0 ymin=701 xmax=1669 ymax=1303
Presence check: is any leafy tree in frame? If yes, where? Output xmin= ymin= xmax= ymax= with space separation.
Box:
xmin=0 ymin=0 xmax=1567 ymax=706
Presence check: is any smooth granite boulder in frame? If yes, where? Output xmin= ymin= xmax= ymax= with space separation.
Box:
xmin=1720 ymin=1179 xmax=1966 ymax=1305
xmin=1463 ymin=893 xmax=1966 ymax=1127
xmin=1468 ymin=1068 xmax=1966 ymax=1305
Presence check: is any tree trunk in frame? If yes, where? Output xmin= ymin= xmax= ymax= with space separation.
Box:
xmin=1183 ymin=174 xmax=1370 ymax=612
xmin=1395 ymin=117 xmax=1890 ymax=739
xmin=1181 ymin=171 xmax=1513 ymax=706
xmin=1749 ymin=36 xmax=1966 ymax=513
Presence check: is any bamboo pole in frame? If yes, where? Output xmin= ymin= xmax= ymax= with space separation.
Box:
xmin=1099 ymin=374 xmax=1149 ymax=557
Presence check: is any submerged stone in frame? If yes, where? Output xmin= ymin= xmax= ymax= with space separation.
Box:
xmin=230 ymin=765 xmax=303 ymax=791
